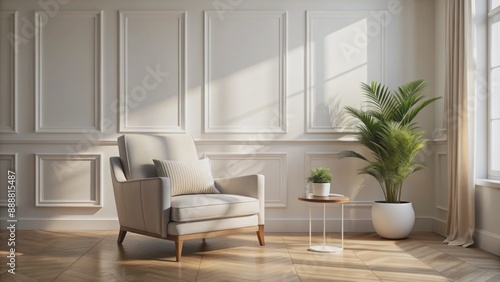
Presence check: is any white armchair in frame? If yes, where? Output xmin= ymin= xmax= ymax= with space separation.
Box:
xmin=109 ymin=134 xmax=265 ymax=261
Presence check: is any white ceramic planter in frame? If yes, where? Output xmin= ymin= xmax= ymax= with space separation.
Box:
xmin=371 ymin=201 xmax=415 ymax=239
xmin=311 ymin=183 xmax=330 ymax=196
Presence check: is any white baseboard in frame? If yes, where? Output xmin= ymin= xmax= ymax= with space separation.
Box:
xmin=474 ymin=228 xmax=500 ymax=256
xmin=0 ymin=218 xmax=120 ymax=230
xmin=0 ymin=217 xmax=435 ymax=233
xmin=265 ymin=217 xmax=434 ymax=233
xmin=433 ymin=218 xmax=500 ymax=256
xmin=432 ymin=217 xmax=447 ymax=237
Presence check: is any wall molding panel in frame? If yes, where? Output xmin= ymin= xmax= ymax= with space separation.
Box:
xmin=304 ymin=152 xmax=340 ymax=173
xmin=35 ymin=154 xmax=102 ymax=207
xmin=0 ymin=154 xmax=17 ymax=207
xmin=0 ymin=11 xmax=17 ymax=133
xmin=305 ymin=11 xmax=386 ymax=133
xmin=35 ymin=10 xmax=103 ymax=133
xmin=435 ymin=152 xmax=448 ymax=214
xmin=119 ymin=10 xmax=186 ymax=133
xmin=205 ymin=152 xmax=288 ymax=207
xmin=204 ymin=11 xmax=287 ymax=133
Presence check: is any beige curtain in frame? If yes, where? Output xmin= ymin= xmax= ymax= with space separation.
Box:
xmin=444 ymin=0 xmax=476 ymax=247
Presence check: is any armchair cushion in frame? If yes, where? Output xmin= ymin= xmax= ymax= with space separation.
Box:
xmin=171 ymin=194 xmax=259 ymax=222
xmin=153 ymin=158 xmax=219 ymax=196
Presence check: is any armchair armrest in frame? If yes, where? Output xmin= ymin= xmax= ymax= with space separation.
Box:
xmin=110 ymin=157 xmax=171 ymax=237
xmin=214 ymin=174 xmax=265 ymax=225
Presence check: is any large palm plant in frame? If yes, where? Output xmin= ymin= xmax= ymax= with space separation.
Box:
xmin=339 ymin=80 xmax=440 ymax=203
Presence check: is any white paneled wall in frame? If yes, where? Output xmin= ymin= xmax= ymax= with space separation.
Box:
xmin=0 ymin=11 xmax=16 ymax=133
xmin=204 ymin=11 xmax=287 ymax=133
xmin=207 ymin=152 xmax=288 ymax=207
xmin=306 ymin=11 xmax=385 ymax=132
xmin=0 ymin=154 xmax=16 ymax=206
xmin=431 ymin=143 xmax=448 ymax=236
xmin=119 ymin=10 xmax=186 ymax=132
xmin=0 ymin=0 xmax=442 ymax=232
xmin=35 ymin=10 xmax=103 ymax=132
xmin=35 ymin=153 xmax=102 ymax=207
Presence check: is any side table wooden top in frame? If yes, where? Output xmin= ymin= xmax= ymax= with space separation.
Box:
xmin=298 ymin=194 xmax=350 ymax=203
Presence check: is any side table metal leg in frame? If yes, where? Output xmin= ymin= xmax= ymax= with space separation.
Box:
xmin=342 ymin=203 xmax=344 ymax=249
xmin=305 ymin=200 xmax=345 ymax=253
xmin=309 ymin=204 xmax=312 ymax=248
xmin=322 ymin=203 xmax=326 ymax=248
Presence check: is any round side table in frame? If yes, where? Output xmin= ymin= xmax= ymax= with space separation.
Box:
xmin=298 ymin=194 xmax=350 ymax=252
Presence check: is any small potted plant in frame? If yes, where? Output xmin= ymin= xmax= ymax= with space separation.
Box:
xmin=307 ymin=167 xmax=333 ymax=196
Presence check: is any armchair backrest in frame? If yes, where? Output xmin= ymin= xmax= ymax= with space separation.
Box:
xmin=118 ymin=134 xmax=198 ymax=180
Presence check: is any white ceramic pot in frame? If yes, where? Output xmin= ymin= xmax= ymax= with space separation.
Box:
xmin=371 ymin=201 xmax=415 ymax=239
xmin=311 ymin=183 xmax=330 ymax=196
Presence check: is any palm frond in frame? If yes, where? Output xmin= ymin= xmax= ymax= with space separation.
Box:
xmin=341 ymin=80 xmax=441 ymax=202
xmin=401 ymin=97 xmax=442 ymax=126
xmin=361 ymin=82 xmax=397 ymax=121
xmin=338 ymin=150 xmax=369 ymax=161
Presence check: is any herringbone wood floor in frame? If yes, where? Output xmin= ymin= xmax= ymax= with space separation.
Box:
xmin=0 ymin=230 xmax=498 ymax=281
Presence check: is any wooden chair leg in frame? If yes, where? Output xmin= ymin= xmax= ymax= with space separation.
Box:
xmin=257 ymin=225 xmax=265 ymax=246
xmin=117 ymin=229 xmax=127 ymax=244
xmin=175 ymin=239 xmax=184 ymax=262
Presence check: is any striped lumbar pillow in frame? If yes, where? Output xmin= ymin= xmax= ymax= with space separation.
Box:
xmin=153 ymin=158 xmax=220 ymax=196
